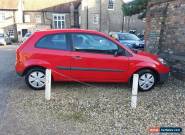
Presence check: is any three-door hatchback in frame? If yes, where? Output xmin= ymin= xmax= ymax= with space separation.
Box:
xmin=16 ymin=29 xmax=170 ymax=91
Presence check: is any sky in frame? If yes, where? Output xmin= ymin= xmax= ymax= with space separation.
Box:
xmin=123 ymin=0 xmax=134 ymax=3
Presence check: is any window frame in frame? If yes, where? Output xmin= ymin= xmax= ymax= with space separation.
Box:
xmin=70 ymin=33 xmax=126 ymax=56
xmin=93 ymin=14 xmax=99 ymax=25
xmin=0 ymin=11 xmax=5 ymax=22
xmin=35 ymin=15 xmax=42 ymax=23
xmin=53 ymin=14 xmax=65 ymax=29
xmin=8 ymin=29 xmax=14 ymax=37
xmin=108 ymin=0 xmax=115 ymax=10
xmin=24 ymin=15 xmax=31 ymax=23
xmin=35 ymin=33 xmax=72 ymax=51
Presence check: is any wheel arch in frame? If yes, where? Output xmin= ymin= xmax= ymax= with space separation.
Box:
xmin=129 ymin=67 xmax=160 ymax=84
xmin=23 ymin=65 xmax=46 ymax=76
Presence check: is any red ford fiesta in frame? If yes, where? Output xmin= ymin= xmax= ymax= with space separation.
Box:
xmin=16 ymin=29 xmax=170 ymax=91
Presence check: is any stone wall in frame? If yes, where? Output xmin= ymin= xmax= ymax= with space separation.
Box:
xmin=145 ymin=0 xmax=185 ymax=79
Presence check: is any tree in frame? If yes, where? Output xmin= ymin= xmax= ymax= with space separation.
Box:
xmin=122 ymin=0 xmax=149 ymax=19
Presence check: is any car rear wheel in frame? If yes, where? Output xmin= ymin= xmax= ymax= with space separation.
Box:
xmin=137 ymin=70 xmax=157 ymax=91
xmin=25 ymin=68 xmax=46 ymax=90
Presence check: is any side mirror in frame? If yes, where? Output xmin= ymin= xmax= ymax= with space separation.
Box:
xmin=114 ymin=51 xmax=118 ymax=57
xmin=111 ymin=35 xmax=119 ymax=41
xmin=114 ymin=37 xmax=119 ymax=41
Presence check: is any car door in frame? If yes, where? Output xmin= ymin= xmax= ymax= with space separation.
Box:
xmin=35 ymin=33 xmax=72 ymax=81
xmin=69 ymin=33 xmax=130 ymax=82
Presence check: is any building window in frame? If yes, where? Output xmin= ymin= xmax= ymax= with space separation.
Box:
xmin=8 ymin=29 xmax=14 ymax=37
xmin=35 ymin=15 xmax=42 ymax=23
xmin=24 ymin=15 xmax=31 ymax=23
xmin=108 ymin=0 xmax=115 ymax=10
xmin=93 ymin=14 xmax=99 ymax=25
xmin=53 ymin=14 xmax=65 ymax=29
xmin=79 ymin=15 xmax=81 ymax=25
xmin=0 ymin=11 xmax=5 ymax=22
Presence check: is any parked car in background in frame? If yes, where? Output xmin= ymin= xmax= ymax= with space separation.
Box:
xmin=137 ymin=33 xmax=144 ymax=41
xmin=0 ymin=33 xmax=11 ymax=45
xmin=21 ymin=32 xmax=32 ymax=43
xmin=16 ymin=29 xmax=170 ymax=91
xmin=129 ymin=29 xmax=137 ymax=35
xmin=109 ymin=32 xmax=144 ymax=49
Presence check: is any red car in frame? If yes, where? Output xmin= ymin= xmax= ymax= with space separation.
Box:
xmin=16 ymin=29 xmax=170 ymax=91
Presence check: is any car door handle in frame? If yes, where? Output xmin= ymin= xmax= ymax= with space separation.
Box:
xmin=72 ymin=56 xmax=82 ymax=60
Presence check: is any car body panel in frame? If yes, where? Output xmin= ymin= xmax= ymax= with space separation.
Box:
xmin=69 ymin=51 xmax=129 ymax=82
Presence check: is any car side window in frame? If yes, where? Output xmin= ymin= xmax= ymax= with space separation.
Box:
xmin=72 ymin=34 xmax=118 ymax=55
xmin=36 ymin=34 xmax=68 ymax=50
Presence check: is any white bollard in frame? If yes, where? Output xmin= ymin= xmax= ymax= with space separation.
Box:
xmin=45 ymin=69 xmax=51 ymax=100
xmin=131 ymin=74 xmax=139 ymax=108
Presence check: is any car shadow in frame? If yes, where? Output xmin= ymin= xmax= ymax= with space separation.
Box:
xmin=52 ymin=82 xmax=131 ymax=92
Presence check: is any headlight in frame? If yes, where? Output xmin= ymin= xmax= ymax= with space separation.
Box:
xmin=158 ymin=57 xmax=167 ymax=65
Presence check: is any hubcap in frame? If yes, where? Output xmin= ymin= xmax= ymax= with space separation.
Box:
xmin=28 ymin=71 xmax=45 ymax=88
xmin=139 ymin=73 xmax=155 ymax=90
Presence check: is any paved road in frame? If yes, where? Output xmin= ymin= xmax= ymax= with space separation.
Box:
xmin=0 ymin=45 xmax=20 ymax=122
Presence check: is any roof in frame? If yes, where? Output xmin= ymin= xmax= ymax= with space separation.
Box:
xmin=0 ymin=0 xmax=18 ymax=10
xmin=0 ymin=0 xmax=80 ymax=11
xmin=40 ymin=0 xmax=81 ymax=12
xmin=24 ymin=0 xmax=80 ymax=11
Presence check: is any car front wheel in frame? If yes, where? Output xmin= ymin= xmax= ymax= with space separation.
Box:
xmin=137 ymin=70 xmax=157 ymax=91
xmin=25 ymin=68 xmax=46 ymax=90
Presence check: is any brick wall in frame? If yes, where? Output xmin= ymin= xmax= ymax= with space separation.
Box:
xmin=145 ymin=0 xmax=185 ymax=79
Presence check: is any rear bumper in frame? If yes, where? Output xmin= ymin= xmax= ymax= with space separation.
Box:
xmin=15 ymin=62 xmax=24 ymax=77
xmin=159 ymin=72 xmax=170 ymax=82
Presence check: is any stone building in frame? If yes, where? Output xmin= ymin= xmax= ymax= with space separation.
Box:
xmin=0 ymin=0 xmax=145 ymax=41
xmin=145 ymin=0 xmax=185 ymax=79
xmin=0 ymin=1 xmax=17 ymax=39
xmin=79 ymin=0 xmax=124 ymax=34
xmin=0 ymin=0 xmax=80 ymax=41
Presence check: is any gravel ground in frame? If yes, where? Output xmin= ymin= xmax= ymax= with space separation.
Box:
xmin=2 ymin=78 xmax=185 ymax=135
xmin=0 ymin=45 xmax=185 ymax=135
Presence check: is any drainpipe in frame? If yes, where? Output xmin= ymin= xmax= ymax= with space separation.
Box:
xmin=13 ymin=11 xmax=18 ymax=42
xmin=42 ymin=10 xmax=45 ymax=25
xmin=87 ymin=6 xmax=89 ymax=29
xmin=99 ymin=0 xmax=102 ymax=31
xmin=44 ymin=12 xmax=52 ymax=28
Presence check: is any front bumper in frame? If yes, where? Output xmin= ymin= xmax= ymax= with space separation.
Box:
xmin=159 ymin=72 xmax=170 ymax=82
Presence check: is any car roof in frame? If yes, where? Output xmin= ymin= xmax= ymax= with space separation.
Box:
xmin=35 ymin=29 xmax=100 ymax=35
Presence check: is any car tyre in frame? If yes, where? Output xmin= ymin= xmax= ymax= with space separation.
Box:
xmin=25 ymin=68 xmax=46 ymax=90
xmin=136 ymin=69 xmax=157 ymax=92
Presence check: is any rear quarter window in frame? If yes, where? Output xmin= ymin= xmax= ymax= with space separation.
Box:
xmin=35 ymin=34 xmax=69 ymax=50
